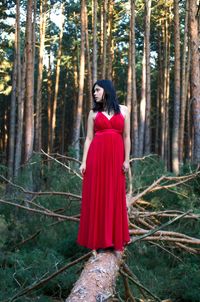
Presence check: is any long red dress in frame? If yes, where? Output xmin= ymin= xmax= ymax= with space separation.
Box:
xmin=77 ymin=111 xmax=130 ymax=251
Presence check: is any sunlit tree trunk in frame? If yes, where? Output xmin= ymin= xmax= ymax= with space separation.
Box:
xmin=188 ymin=0 xmax=200 ymax=164
xmin=60 ymin=78 xmax=67 ymax=154
xmin=160 ymin=13 xmax=170 ymax=168
xmin=172 ymin=0 xmax=181 ymax=174
xmin=179 ymin=1 xmax=189 ymax=165
xmin=101 ymin=0 xmax=108 ymax=78
xmin=85 ymin=4 xmax=92 ymax=109
xmin=51 ymin=3 xmax=65 ymax=152
xmin=155 ymin=33 xmax=162 ymax=155
xmin=144 ymin=0 xmax=151 ymax=154
xmin=107 ymin=0 xmax=114 ymax=80
xmin=72 ymin=0 xmax=86 ymax=159
xmin=131 ymin=0 xmax=138 ymax=157
xmin=126 ymin=28 xmax=132 ymax=111
xmin=24 ymin=0 xmax=34 ymax=162
xmin=92 ymin=0 xmax=97 ymax=83
xmin=138 ymin=39 xmax=146 ymax=157
xmin=35 ymin=0 xmax=47 ymax=151
xmin=14 ymin=0 xmax=23 ymax=177
xmin=8 ymin=13 xmax=17 ymax=179
xmin=47 ymin=49 xmax=52 ymax=153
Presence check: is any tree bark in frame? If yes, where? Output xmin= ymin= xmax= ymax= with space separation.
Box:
xmin=24 ymin=0 xmax=34 ymax=163
xmin=179 ymin=1 xmax=189 ymax=165
xmin=35 ymin=0 xmax=47 ymax=151
xmin=138 ymin=9 xmax=147 ymax=156
xmin=47 ymin=53 xmax=52 ymax=154
xmin=101 ymin=0 xmax=108 ymax=78
xmin=131 ymin=0 xmax=138 ymax=157
xmin=14 ymin=0 xmax=23 ymax=177
xmin=51 ymin=2 xmax=65 ymax=152
xmin=144 ymin=0 xmax=151 ymax=155
xmin=92 ymin=0 xmax=97 ymax=83
xmin=172 ymin=0 xmax=181 ymax=174
xmin=66 ymin=252 xmax=122 ymax=302
xmin=188 ymin=0 xmax=200 ymax=164
xmin=107 ymin=0 xmax=114 ymax=80
xmin=72 ymin=0 xmax=86 ymax=160
xmin=85 ymin=4 xmax=93 ymax=109
xmin=8 ymin=14 xmax=17 ymax=179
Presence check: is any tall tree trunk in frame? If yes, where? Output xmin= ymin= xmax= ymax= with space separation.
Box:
xmin=188 ymin=0 xmax=200 ymax=164
xmin=138 ymin=7 xmax=147 ymax=157
xmin=126 ymin=27 xmax=132 ymax=111
xmin=35 ymin=0 xmax=47 ymax=151
xmin=179 ymin=0 xmax=189 ymax=165
xmin=24 ymin=0 xmax=34 ymax=163
xmin=107 ymin=0 xmax=114 ymax=80
xmin=14 ymin=0 xmax=23 ymax=177
xmin=172 ymin=0 xmax=181 ymax=174
xmin=101 ymin=0 xmax=108 ymax=78
xmin=15 ymin=50 xmax=26 ymax=176
xmin=144 ymin=0 xmax=151 ymax=155
xmin=72 ymin=0 xmax=86 ymax=159
xmin=51 ymin=3 xmax=65 ymax=152
xmin=92 ymin=0 xmax=97 ymax=83
xmin=85 ymin=4 xmax=92 ymax=109
xmin=60 ymin=78 xmax=67 ymax=154
xmin=8 ymin=13 xmax=18 ymax=179
xmin=160 ymin=13 xmax=171 ymax=168
xmin=155 ymin=33 xmax=162 ymax=155
xmin=47 ymin=49 xmax=53 ymax=153
xmin=131 ymin=0 xmax=138 ymax=157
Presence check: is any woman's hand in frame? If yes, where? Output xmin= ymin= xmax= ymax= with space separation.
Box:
xmin=122 ymin=160 xmax=130 ymax=174
xmin=79 ymin=162 xmax=86 ymax=176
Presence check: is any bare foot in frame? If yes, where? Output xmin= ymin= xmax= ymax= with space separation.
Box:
xmin=114 ymin=250 xmax=123 ymax=261
xmin=92 ymin=249 xmax=97 ymax=258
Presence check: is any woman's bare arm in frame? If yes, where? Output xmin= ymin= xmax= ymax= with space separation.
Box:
xmin=122 ymin=106 xmax=131 ymax=171
xmin=80 ymin=110 xmax=94 ymax=175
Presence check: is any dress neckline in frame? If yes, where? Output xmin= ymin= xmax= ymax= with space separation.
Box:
xmin=100 ymin=112 xmax=116 ymax=120
xmin=95 ymin=111 xmax=124 ymax=121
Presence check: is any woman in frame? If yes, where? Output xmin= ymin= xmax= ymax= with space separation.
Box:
xmin=77 ymin=79 xmax=130 ymax=253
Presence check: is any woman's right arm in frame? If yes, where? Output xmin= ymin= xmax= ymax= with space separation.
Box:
xmin=79 ymin=110 xmax=94 ymax=176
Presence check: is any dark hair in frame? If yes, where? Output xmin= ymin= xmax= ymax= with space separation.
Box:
xmin=92 ymin=79 xmax=120 ymax=114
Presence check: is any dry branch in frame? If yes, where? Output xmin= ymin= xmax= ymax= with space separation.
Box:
xmin=7 ymin=252 xmax=91 ymax=302
xmin=129 ymin=171 xmax=200 ymax=206
xmin=0 ymin=175 xmax=81 ymax=200
xmin=0 ymin=198 xmax=79 ymax=222
xmin=41 ymin=149 xmax=82 ymax=179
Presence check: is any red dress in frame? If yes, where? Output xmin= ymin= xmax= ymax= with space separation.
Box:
xmin=77 ymin=111 xmax=130 ymax=251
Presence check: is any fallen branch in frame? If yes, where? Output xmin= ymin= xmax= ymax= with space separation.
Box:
xmin=0 ymin=198 xmax=79 ymax=222
xmin=7 ymin=252 xmax=91 ymax=302
xmin=41 ymin=149 xmax=82 ymax=179
xmin=131 ymin=211 xmax=192 ymax=244
xmin=120 ymin=269 xmax=162 ymax=302
xmin=130 ymin=171 xmax=200 ymax=206
xmin=0 ymin=175 xmax=81 ymax=200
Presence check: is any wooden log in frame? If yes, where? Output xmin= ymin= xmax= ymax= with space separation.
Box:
xmin=66 ymin=251 xmax=122 ymax=302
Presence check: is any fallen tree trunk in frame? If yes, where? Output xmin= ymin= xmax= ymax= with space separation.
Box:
xmin=66 ymin=251 xmax=122 ymax=302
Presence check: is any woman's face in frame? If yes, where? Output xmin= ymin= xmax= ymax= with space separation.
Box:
xmin=93 ymin=84 xmax=104 ymax=102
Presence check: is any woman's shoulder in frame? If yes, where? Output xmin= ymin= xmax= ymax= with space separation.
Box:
xmin=119 ymin=105 xmax=129 ymax=118
xmin=89 ymin=109 xmax=98 ymax=121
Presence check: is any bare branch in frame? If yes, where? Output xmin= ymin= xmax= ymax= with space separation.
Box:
xmin=41 ymin=149 xmax=82 ymax=179
xmin=8 ymin=252 xmax=91 ymax=302
xmin=0 ymin=175 xmax=81 ymax=200
xmin=0 ymin=198 xmax=79 ymax=222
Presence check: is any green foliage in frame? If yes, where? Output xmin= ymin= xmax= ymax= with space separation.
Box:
xmin=0 ymin=156 xmax=200 ymax=301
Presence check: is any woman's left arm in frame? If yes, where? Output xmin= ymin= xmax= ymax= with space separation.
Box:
xmin=123 ymin=106 xmax=131 ymax=172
